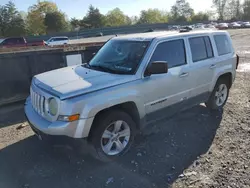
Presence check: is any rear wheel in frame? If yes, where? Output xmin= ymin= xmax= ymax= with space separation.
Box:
xmin=89 ymin=110 xmax=136 ymax=162
xmin=206 ymin=78 xmax=229 ymax=110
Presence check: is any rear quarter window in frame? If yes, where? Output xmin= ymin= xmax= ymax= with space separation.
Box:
xmin=214 ymin=35 xmax=232 ymax=56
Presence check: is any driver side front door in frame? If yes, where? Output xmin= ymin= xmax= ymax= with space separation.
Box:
xmin=141 ymin=38 xmax=192 ymax=123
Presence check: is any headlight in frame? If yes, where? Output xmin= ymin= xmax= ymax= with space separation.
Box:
xmin=48 ymin=98 xmax=58 ymax=116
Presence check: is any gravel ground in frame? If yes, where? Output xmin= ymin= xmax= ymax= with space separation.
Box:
xmin=0 ymin=29 xmax=250 ymax=188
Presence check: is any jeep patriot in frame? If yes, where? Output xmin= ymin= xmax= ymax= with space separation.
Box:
xmin=25 ymin=30 xmax=238 ymax=161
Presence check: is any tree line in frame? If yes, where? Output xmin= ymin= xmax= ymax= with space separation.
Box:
xmin=1 ymin=0 xmax=250 ymax=37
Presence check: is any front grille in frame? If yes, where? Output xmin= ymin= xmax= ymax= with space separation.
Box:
xmin=30 ymin=87 xmax=46 ymax=117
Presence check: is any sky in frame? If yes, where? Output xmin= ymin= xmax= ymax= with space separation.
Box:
xmin=0 ymin=0 xmax=213 ymax=19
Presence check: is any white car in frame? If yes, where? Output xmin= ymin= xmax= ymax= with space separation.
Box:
xmin=217 ymin=23 xmax=229 ymax=30
xmin=242 ymin=22 xmax=250 ymax=28
xmin=229 ymin=22 xmax=241 ymax=29
xmin=46 ymin=36 xmax=69 ymax=46
xmin=25 ymin=30 xmax=238 ymax=161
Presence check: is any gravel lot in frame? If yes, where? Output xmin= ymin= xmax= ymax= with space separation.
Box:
xmin=0 ymin=29 xmax=250 ymax=188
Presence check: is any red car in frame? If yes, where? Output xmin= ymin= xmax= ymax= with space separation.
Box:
xmin=0 ymin=37 xmax=45 ymax=48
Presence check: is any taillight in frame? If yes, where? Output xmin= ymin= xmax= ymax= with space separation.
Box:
xmin=236 ymin=54 xmax=239 ymax=69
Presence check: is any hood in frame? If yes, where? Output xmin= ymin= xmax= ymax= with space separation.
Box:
xmin=34 ymin=65 xmax=136 ymax=99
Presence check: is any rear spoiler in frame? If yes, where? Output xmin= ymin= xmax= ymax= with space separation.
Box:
xmin=236 ymin=54 xmax=239 ymax=69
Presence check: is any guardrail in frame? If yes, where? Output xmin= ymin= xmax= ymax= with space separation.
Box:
xmin=0 ymin=41 xmax=105 ymax=54
xmin=0 ymin=45 xmax=102 ymax=106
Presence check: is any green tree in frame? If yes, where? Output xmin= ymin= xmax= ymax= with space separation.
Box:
xmin=170 ymin=0 xmax=194 ymax=22
xmin=29 ymin=1 xmax=58 ymax=14
xmin=130 ymin=16 xmax=139 ymax=24
xmin=213 ymin=0 xmax=228 ymax=20
xmin=242 ymin=0 xmax=250 ymax=19
xmin=83 ymin=5 xmax=105 ymax=28
xmin=70 ymin=18 xmax=91 ymax=30
xmin=105 ymin=8 xmax=131 ymax=26
xmin=45 ymin=11 xmax=69 ymax=33
xmin=6 ymin=16 xmax=26 ymax=36
xmin=191 ymin=12 xmax=209 ymax=22
xmin=26 ymin=10 xmax=46 ymax=35
xmin=0 ymin=1 xmax=26 ymax=37
xmin=137 ymin=9 xmax=168 ymax=24
xmin=70 ymin=18 xmax=81 ymax=29
xmin=27 ymin=1 xmax=58 ymax=35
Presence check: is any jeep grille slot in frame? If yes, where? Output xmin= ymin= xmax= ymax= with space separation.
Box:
xmin=30 ymin=87 xmax=45 ymax=117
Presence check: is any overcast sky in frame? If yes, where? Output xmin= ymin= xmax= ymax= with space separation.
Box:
xmin=0 ymin=0 xmax=213 ymax=18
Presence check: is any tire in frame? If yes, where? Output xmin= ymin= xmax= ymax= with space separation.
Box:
xmin=88 ymin=110 xmax=136 ymax=162
xmin=206 ymin=78 xmax=230 ymax=110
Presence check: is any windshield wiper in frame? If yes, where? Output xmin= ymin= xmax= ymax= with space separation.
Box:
xmin=82 ymin=63 xmax=128 ymax=74
xmin=90 ymin=65 xmax=128 ymax=74
xmin=91 ymin=65 xmax=116 ymax=73
xmin=82 ymin=63 xmax=91 ymax=68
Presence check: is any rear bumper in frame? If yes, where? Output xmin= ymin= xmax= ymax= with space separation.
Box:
xmin=24 ymin=98 xmax=94 ymax=138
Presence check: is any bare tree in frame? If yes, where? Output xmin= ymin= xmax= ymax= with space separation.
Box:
xmin=224 ymin=0 xmax=242 ymax=20
xmin=213 ymin=0 xmax=228 ymax=20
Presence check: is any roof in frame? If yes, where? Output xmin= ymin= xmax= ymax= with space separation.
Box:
xmin=114 ymin=31 xmax=177 ymax=41
xmin=114 ymin=29 xmax=228 ymax=41
xmin=50 ymin=36 xmax=68 ymax=38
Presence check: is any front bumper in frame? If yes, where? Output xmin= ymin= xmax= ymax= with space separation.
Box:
xmin=24 ymin=98 xmax=94 ymax=138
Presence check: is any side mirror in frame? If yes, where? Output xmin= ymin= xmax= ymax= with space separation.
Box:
xmin=145 ymin=61 xmax=168 ymax=77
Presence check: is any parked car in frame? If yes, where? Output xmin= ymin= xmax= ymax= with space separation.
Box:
xmin=144 ymin=28 xmax=154 ymax=32
xmin=169 ymin=25 xmax=180 ymax=30
xmin=228 ymin=22 xmax=241 ymax=29
xmin=25 ymin=30 xmax=238 ymax=161
xmin=95 ymin=32 xmax=104 ymax=37
xmin=205 ymin=24 xmax=216 ymax=29
xmin=217 ymin=23 xmax=229 ymax=30
xmin=0 ymin=37 xmax=27 ymax=48
xmin=194 ymin=23 xmax=205 ymax=29
xmin=180 ymin=26 xmax=193 ymax=32
xmin=45 ymin=36 xmax=69 ymax=46
xmin=0 ymin=37 xmax=45 ymax=48
xmin=241 ymin=22 xmax=250 ymax=28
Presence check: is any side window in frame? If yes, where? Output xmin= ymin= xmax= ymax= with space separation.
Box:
xmin=214 ymin=35 xmax=232 ymax=56
xmin=1 ymin=39 xmax=8 ymax=45
xmin=189 ymin=36 xmax=214 ymax=62
xmin=150 ymin=39 xmax=186 ymax=69
xmin=4 ymin=39 xmax=13 ymax=44
xmin=16 ymin=38 xmax=24 ymax=44
xmin=57 ymin=38 xmax=67 ymax=41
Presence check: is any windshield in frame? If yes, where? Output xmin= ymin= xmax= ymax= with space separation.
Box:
xmin=88 ymin=39 xmax=150 ymax=74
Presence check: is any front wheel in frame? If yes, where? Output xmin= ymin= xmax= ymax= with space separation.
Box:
xmin=206 ymin=79 xmax=229 ymax=110
xmin=89 ymin=110 xmax=136 ymax=162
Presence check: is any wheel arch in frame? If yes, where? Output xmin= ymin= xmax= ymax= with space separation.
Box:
xmin=88 ymin=101 xmax=144 ymax=140
xmin=210 ymin=72 xmax=233 ymax=92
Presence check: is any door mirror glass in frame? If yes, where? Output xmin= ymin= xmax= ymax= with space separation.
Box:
xmin=145 ymin=61 xmax=168 ymax=76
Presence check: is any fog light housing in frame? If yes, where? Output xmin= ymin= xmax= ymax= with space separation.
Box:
xmin=58 ymin=114 xmax=80 ymax=122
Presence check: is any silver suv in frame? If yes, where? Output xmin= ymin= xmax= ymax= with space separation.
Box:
xmin=25 ymin=30 xmax=238 ymax=161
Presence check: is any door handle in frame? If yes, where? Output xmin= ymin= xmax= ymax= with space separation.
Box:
xmin=179 ymin=72 xmax=189 ymax=78
xmin=210 ymin=64 xmax=216 ymax=69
